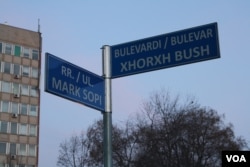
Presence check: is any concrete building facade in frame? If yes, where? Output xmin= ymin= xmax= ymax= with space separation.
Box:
xmin=0 ymin=24 xmax=41 ymax=167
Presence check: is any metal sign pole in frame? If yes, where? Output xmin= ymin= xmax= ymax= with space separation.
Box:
xmin=102 ymin=45 xmax=113 ymax=167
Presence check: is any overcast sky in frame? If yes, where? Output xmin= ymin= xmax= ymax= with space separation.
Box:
xmin=1 ymin=1 xmax=250 ymax=166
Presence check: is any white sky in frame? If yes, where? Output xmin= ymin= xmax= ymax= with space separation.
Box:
xmin=1 ymin=1 xmax=250 ymax=166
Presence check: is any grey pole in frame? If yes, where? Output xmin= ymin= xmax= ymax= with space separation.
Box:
xmin=102 ymin=45 xmax=112 ymax=167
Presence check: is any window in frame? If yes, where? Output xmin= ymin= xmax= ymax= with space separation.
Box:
xmin=1 ymin=101 xmax=9 ymax=112
xmin=13 ymin=64 xmax=21 ymax=75
xmin=1 ymin=81 xmax=11 ymax=93
xmin=11 ymin=122 xmax=17 ymax=134
xmin=30 ymin=86 xmax=38 ymax=97
xmin=5 ymin=43 xmax=12 ymax=55
xmin=23 ymin=47 xmax=30 ymax=58
xmin=21 ymin=104 xmax=28 ymax=115
xmin=29 ymin=145 xmax=36 ymax=157
xmin=0 ymin=163 xmax=5 ymax=167
xmin=32 ymin=50 xmax=39 ymax=60
xmin=22 ymin=66 xmax=30 ymax=77
xmin=29 ymin=125 xmax=37 ymax=136
xmin=12 ymin=83 xmax=20 ymax=95
xmin=21 ymin=84 xmax=29 ymax=96
xmin=0 ymin=121 xmax=8 ymax=133
xmin=19 ymin=124 xmax=27 ymax=135
xmin=11 ymin=102 xmax=19 ymax=114
xmin=19 ymin=144 xmax=26 ymax=156
xmin=14 ymin=45 xmax=21 ymax=57
xmin=10 ymin=143 xmax=17 ymax=154
xmin=31 ymin=67 xmax=39 ymax=78
xmin=0 ymin=42 xmax=2 ymax=53
xmin=29 ymin=145 xmax=36 ymax=156
xmin=26 ymin=165 xmax=35 ymax=167
xmin=30 ymin=105 xmax=38 ymax=116
xmin=0 ymin=142 xmax=6 ymax=154
xmin=3 ymin=62 xmax=11 ymax=73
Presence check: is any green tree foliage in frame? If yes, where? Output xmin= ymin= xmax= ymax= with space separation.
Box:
xmin=57 ymin=90 xmax=248 ymax=167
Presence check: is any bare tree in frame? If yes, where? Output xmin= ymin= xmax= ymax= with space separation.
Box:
xmin=57 ymin=90 xmax=248 ymax=167
xmin=85 ymin=120 xmax=103 ymax=167
xmin=86 ymin=120 xmax=138 ymax=167
xmin=133 ymin=90 xmax=247 ymax=167
xmin=57 ymin=132 xmax=90 ymax=167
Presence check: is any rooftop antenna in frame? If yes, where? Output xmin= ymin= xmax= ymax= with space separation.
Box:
xmin=38 ymin=19 xmax=40 ymax=32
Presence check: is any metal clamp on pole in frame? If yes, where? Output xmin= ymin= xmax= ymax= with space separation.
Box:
xmin=102 ymin=45 xmax=113 ymax=167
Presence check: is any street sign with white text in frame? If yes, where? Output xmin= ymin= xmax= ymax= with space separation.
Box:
xmin=111 ymin=22 xmax=220 ymax=78
xmin=45 ymin=53 xmax=105 ymax=112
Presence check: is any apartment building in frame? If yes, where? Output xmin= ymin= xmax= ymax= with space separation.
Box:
xmin=0 ymin=24 xmax=41 ymax=167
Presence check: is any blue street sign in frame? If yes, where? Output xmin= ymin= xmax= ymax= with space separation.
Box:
xmin=111 ymin=22 xmax=220 ymax=78
xmin=45 ymin=53 xmax=105 ymax=112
